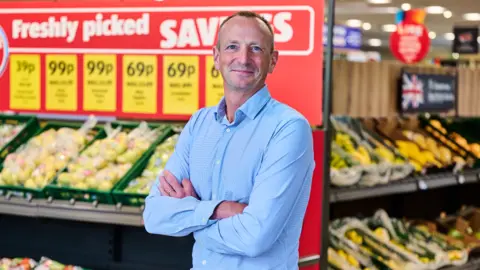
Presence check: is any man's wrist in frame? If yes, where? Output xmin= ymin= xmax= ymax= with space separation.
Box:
xmin=194 ymin=200 xmax=224 ymax=225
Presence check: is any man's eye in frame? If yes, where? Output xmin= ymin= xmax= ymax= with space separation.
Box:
xmin=251 ymin=46 xmax=263 ymax=52
xmin=226 ymin=45 xmax=237 ymax=50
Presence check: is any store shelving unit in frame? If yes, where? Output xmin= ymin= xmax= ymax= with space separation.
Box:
xmin=330 ymin=170 xmax=480 ymax=203
xmin=0 ymin=193 xmax=319 ymax=270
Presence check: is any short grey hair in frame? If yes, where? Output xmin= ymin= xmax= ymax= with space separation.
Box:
xmin=216 ymin=11 xmax=275 ymax=53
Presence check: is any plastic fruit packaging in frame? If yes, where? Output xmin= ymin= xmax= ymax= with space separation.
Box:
xmin=0 ymin=116 xmax=98 ymax=189
xmin=0 ymin=123 xmax=25 ymax=150
xmin=57 ymin=121 xmax=163 ymax=191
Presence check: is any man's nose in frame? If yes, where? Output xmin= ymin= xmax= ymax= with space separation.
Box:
xmin=236 ymin=47 xmax=249 ymax=64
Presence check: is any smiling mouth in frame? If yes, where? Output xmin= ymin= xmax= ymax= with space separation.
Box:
xmin=231 ymin=69 xmax=254 ymax=74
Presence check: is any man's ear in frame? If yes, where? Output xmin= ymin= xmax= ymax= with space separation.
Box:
xmin=268 ymin=50 xmax=279 ymax=73
xmin=213 ymin=46 xmax=220 ymax=70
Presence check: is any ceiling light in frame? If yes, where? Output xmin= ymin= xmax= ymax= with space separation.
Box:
xmin=368 ymin=38 xmax=382 ymax=47
xmin=346 ymin=19 xmax=363 ymax=28
xmin=386 ymin=7 xmax=399 ymax=14
xmin=478 ymin=36 xmax=480 ymax=44
xmin=367 ymin=0 xmax=392 ymax=4
xmin=444 ymin=33 xmax=455 ymax=40
xmin=362 ymin=22 xmax=372 ymax=30
xmin=401 ymin=3 xmax=411 ymax=11
xmin=425 ymin=6 xmax=446 ymax=14
xmin=428 ymin=31 xmax=436 ymax=39
xmin=463 ymin=13 xmax=480 ymax=21
xmin=382 ymin=24 xmax=397 ymax=32
xmin=443 ymin=10 xmax=452 ymax=18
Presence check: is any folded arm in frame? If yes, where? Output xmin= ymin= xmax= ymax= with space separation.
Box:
xmin=194 ymin=118 xmax=315 ymax=257
xmin=143 ymin=109 xmax=222 ymax=237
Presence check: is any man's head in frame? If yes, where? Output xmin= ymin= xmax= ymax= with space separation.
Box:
xmin=213 ymin=11 xmax=279 ymax=93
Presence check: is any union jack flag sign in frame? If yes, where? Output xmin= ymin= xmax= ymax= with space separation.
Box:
xmin=402 ymin=73 xmax=424 ymax=110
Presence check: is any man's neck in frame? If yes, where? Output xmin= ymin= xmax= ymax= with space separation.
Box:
xmin=224 ymin=85 xmax=263 ymax=123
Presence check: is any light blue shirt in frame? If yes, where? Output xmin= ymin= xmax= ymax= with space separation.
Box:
xmin=143 ymin=85 xmax=315 ymax=270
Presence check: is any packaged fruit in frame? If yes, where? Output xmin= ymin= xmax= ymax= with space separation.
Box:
xmin=124 ymin=134 xmax=179 ymax=194
xmin=56 ymin=122 xmax=163 ymax=191
xmin=33 ymin=256 xmax=85 ymax=270
xmin=0 ymin=257 xmax=37 ymax=270
xmin=0 ymin=123 xmax=25 ymax=150
xmin=0 ymin=116 xmax=97 ymax=189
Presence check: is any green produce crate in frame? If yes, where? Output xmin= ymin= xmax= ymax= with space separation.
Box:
xmin=112 ymin=129 xmax=178 ymax=207
xmin=0 ymin=114 xmax=40 ymax=163
xmin=0 ymin=121 xmax=104 ymax=200
xmin=111 ymin=149 xmax=155 ymax=207
xmin=44 ymin=121 xmax=174 ymax=204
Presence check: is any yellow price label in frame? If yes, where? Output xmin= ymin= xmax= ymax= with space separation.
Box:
xmin=83 ymin=55 xmax=117 ymax=112
xmin=9 ymin=54 xmax=41 ymax=110
xmin=205 ymin=56 xmax=224 ymax=107
xmin=45 ymin=55 xmax=78 ymax=111
xmin=122 ymin=55 xmax=157 ymax=114
xmin=163 ymin=56 xmax=199 ymax=115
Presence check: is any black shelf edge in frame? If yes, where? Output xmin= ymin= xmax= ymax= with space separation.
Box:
xmin=0 ymin=196 xmax=144 ymax=227
xmin=441 ymin=258 xmax=480 ymax=270
xmin=330 ymin=170 xmax=480 ymax=203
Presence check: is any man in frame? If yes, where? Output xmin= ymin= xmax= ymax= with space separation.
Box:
xmin=143 ymin=11 xmax=315 ymax=270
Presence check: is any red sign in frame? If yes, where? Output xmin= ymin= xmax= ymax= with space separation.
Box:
xmin=0 ymin=1 xmax=324 ymax=125
xmin=390 ymin=22 xmax=430 ymax=64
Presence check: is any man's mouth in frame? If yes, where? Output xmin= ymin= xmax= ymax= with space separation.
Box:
xmin=231 ymin=69 xmax=254 ymax=74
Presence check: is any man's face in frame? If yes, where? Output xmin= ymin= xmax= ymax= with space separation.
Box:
xmin=213 ymin=16 xmax=279 ymax=92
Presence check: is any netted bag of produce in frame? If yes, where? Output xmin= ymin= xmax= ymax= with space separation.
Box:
xmin=329 ymin=229 xmax=383 ymax=270
xmin=0 ymin=122 xmax=25 ymax=149
xmin=334 ymin=126 xmax=392 ymax=187
xmin=331 ymin=218 xmax=430 ymax=270
xmin=330 ymin=142 xmax=363 ymax=187
xmin=0 ymin=257 xmax=37 ymax=270
xmin=33 ymin=257 xmax=85 ymax=270
xmin=124 ymin=134 xmax=179 ymax=194
xmin=57 ymin=121 xmax=162 ymax=191
xmin=365 ymin=209 xmax=468 ymax=269
xmin=0 ymin=116 xmax=97 ymax=189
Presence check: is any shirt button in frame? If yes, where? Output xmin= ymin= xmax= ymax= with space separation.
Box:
xmin=226 ymin=128 xmax=230 ymax=132
xmin=216 ymin=160 xmax=220 ymax=165
xmin=202 ymin=260 xmax=207 ymax=265
xmin=212 ymin=193 xmax=216 ymax=199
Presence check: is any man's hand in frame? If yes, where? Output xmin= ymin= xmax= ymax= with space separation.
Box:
xmin=159 ymin=170 xmax=198 ymax=199
xmin=211 ymin=201 xmax=247 ymax=220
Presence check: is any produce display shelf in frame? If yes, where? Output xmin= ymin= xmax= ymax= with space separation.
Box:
xmin=442 ymin=258 xmax=480 ymax=270
xmin=330 ymin=170 xmax=480 ymax=203
xmin=0 ymin=195 xmax=143 ymax=227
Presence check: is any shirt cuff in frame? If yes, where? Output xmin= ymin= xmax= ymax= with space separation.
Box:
xmin=194 ymin=200 xmax=223 ymax=225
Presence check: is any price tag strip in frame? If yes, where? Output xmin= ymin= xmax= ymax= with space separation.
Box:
xmin=0 ymin=2 xmax=324 ymax=124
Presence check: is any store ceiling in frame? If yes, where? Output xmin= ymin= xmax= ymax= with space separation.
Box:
xmin=333 ymin=0 xmax=480 ymax=55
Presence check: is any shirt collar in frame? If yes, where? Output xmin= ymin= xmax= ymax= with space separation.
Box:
xmin=214 ymin=85 xmax=271 ymax=122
